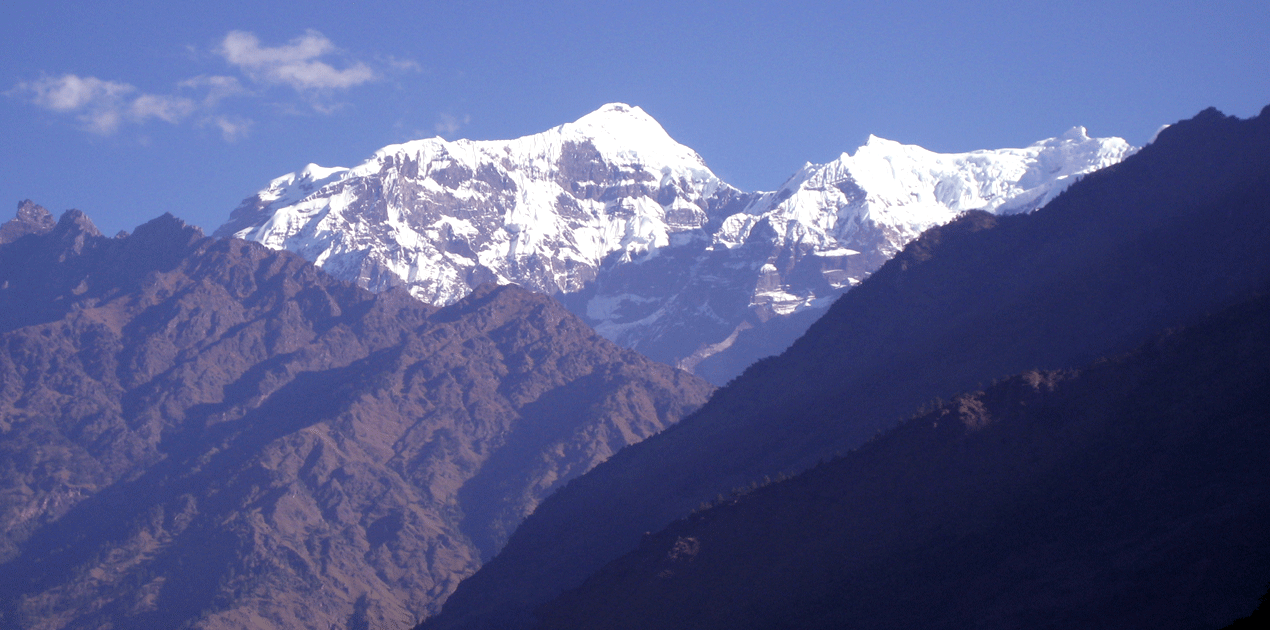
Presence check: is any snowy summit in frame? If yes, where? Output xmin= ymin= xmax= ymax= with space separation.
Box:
xmin=217 ymin=103 xmax=733 ymax=306
xmin=217 ymin=104 xmax=1135 ymax=382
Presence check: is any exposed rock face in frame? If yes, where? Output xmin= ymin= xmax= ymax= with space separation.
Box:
xmin=0 ymin=210 xmax=712 ymax=629
xmin=217 ymin=104 xmax=1132 ymax=384
xmin=0 ymin=200 xmax=56 ymax=245
xmin=418 ymin=106 xmax=1270 ymax=630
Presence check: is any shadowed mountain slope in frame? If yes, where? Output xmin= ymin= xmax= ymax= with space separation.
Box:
xmin=421 ymin=105 xmax=1270 ymax=630
xmin=0 ymin=210 xmax=711 ymax=630
xmin=537 ymin=291 xmax=1270 ymax=629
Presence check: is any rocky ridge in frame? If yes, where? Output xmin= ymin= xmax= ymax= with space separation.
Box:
xmin=0 ymin=200 xmax=56 ymax=245
xmin=0 ymin=206 xmax=711 ymax=629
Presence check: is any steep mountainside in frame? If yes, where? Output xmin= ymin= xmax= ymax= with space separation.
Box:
xmin=537 ymin=293 xmax=1270 ymax=629
xmin=218 ymin=104 xmax=1131 ymax=383
xmin=0 ymin=207 xmax=711 ymax=630
xmin=420 ymin=106 xmax=1270 ymax=630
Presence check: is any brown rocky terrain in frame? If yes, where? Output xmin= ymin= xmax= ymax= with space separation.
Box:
xmin=0 ymin=205 xmax=712 ymax=629
xmin=0 ymin=201 xmax=55 ymax=245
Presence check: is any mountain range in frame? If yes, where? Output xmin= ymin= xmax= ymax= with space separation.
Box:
xmin=0 ymin=205 xmax=711 ymax=629
xmin=419 ymin=105 xmax=1270 ymax=630
xmin=2 ymin=101 xmax=1266 ymax=630
xmin=217 ymin=104 xmax=1133 ymax=384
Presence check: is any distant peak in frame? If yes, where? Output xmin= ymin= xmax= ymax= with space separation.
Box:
xmin=1147 ymin=124 xmax=1171 ymax=145
xmin=131 ymin=212 xmax=203 ymax=244
xmin=861 ymin=134 xmax=903 ymax=149
xmin=851 ymin=134 xmax=908 ymax=157
xmin=596 ymin=103 xmax=638 ymax=114
xmin=298 ymin=163 xmax=345 ymax=181
xmin=589 ymin=103 xmax=644 ymax=118
xmin=45 ymin=209 xmax=103 ymax=255
xmin=1060 ymin=126 xmax=1089 ymax=141
xmin=1194 ymin=106 xmax=1227 ymax=121
xmin=54 ymin=209 xmax=102 ymax=238
xmin=570 ymin=103 xmax=660 ymax=130
xmin=0 ymin=200 xmax=57 ymax=245
xmin=142 ymin=212 xmax=190 ymax=230
xmin=16 ymin=199 xmax=52 ymax=222
xmin=559 ymin=103 xmax=709 ymax=168
xmin=1149 ymin=106 xmax=1240 ymax=148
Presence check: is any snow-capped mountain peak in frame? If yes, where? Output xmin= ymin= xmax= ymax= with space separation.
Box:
xmin=257 ymin=163 xmax=349 ymax=206
xmin=215 ymin=103 xmax=740 ymax=307
xmin=703 ymin=127 xmax=1134 ymax=332
xmin=217 ymin=106 xmax=1135 ymax=383
xmin=558 ymin=103 xmax=709 ymax=170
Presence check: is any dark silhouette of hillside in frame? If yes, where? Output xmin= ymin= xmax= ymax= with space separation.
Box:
xmin=1222 ymin=587 xmax=1270 ymax=629
xmin=420 ymin=105 xmax=1270 ymax=630
xmin=535 ymin=291 xmax=1270 ymax=629
xmin=0 ymin=210 xmax=712 ymax=629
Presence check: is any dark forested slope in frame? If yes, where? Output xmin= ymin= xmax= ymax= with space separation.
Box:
xmin=423 ymin=105 xmax=1270 ymax=630
xmin=538 ymin=291 xmax=1270 ymax=629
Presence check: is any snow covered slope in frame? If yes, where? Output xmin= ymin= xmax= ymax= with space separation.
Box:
xmin=217 ymin=104 xmax=1134 ymax=383
xmin=217 ymin=104 xmax=749 ymax=305
xmin=714 ymin=126 xmax=1135 ymax=316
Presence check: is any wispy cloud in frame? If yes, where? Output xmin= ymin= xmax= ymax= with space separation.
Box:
xmin=23 ymin=74 xmax=132 ymax=112
xmin=435 ymin=113 xmax=472 ymax=137
xmin=12 ymin=74 xmax=199 ymax=134
xmin=130 ymin=93 xmax=198 ymax=124
xmin=178 ymin=75 xmax=249 ymax=106
xmin=202 ymin=115 xmax=253 ymax=142
xmin=10 ymin=30 xmax=417 ymax=140
xmin=382 ymin=56 xmax=423 ymax=73
xmin=218 ymin=30 xmax=376 ymax=92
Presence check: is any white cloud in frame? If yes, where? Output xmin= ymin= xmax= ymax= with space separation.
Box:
xmin=22 ymin=74 xmax=134 ymax=112
xmin=130 ymin=94 xmax=197 ymax=124
xmin=202 ymin=115 xmax=253 ymax=142
xmin=83 ymin=108 xmax=126 ymax=135
xmin=382 ymin=56 xmax=423 ymax=73
xmin=219 ymin=30 xmax=376 ymax=92
xmin=11 ymin=31 xmax=413 ymax=139
xmin=179 ymin=75 xmax=249 ymax=106
xmin=435 ymin=113 xmax=472 ymax=137
xmin=13 ymin=74 xmax=212 ymax=135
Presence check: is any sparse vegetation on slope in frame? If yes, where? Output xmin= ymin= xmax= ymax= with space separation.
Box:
xmin=0 ymin=207 xmax=712 ymax=629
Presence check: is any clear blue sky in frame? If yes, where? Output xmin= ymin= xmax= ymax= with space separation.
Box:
xmin=4 ymin=0 xmax=1267 ymax=236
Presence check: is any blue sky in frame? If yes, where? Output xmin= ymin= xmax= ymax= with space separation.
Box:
xmin=4 ymin=0 xmax=1268 ymax=236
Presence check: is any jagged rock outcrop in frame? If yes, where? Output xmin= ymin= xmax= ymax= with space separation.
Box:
xmin=0 ymin=210 xmax=712 ymax=629
xmin=0 ymin=200 xmax=56 ymax=245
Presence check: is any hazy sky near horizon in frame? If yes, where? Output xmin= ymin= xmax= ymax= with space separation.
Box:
xmin=4 ymin=0 xmax=1268 ymax=235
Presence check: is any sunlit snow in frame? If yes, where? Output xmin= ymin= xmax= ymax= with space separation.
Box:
xmin=222 ymin=103 xmax=1135 ymax=359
